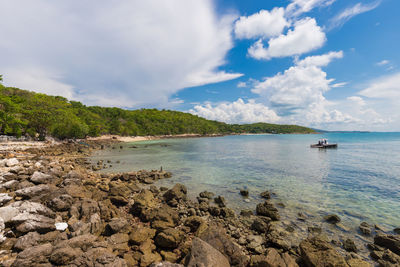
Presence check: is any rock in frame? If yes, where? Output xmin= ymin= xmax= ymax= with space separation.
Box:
xmin=105 ymin=217 xmax=129 ymax=235
xmin=163 ymin=183 xmax=187 ymax=206
xmin=374 ymin=234 xmax=400 ymax=255
xmin=240 ymin=209 xmax=253 ymax=217
xmin=214 ymin=195 xmax=226 ymax=207
xmin=343 ymin=238 xmax=358 ymax=252
xmin=5 ymin=158 xmax=19 ymax=167
xmin=55 ymin=234 xmax=98 ymax=252
xmin=70 ymin=247 xmax=127 ymax=267
xmin=55 ymin=222 xmax=68 ymax=231
xmin=129 ymin=226 xmax=156 ymax=245
xmin=185 ymin=237 xmax=230 ymax=267
xmin=359 ymin=222 xmax=371 ymax=236
xmin=260 ymin=191 xmax=271 ymax=199
xmin=346 ymin=258 xmax=373 ymax=267
xmin=184 ymin=216 xmax=207 ymax=236
xmin=15 ymin=184 xmax=51 ymax=199
xmin=394 ymin=228 xmax=400 ymax=235
xmin=150 ymin=262 xmax=184 ymax=267
xmin=200 ymin=226 xmax=249 ymax=266
xmin=155 ymin=228 xmax=184 ymax=249
xmin=48 ymin=194 xmax=73 ymax=212
xmin=0 ymin=193 xmax=12 ymax=207
xmin=299 ymin=235 xmax=348 ymax=267
xmin=140 ymin=251 xmax=162 ymax=267
xmin=160 ymin=251 xmax=178 ymax=262
xmin=247 ymin=235 xmax=264 ymax=252
xmin=199 ymin=191 xmax=214 ymax=199
xmin=50 ymin=247 xmax=82 ymax=265
xmin=324 ymin=214 xmax=341 ymax=224
xmin=11 ymin=243 xmax=53 ymax=267
xmin=132 ymin=189 xmax=156 ymax=216
xmin=249 ymin=248 xmax=298 ymax=267
xmin=80 ymin=198 xmax=100 ymax=221
xmin=12 ymin=213 xmax=56 ymax=234
xmin=256 ymin=201 xmax=280 ymax=221
xmin=251 ymin=217 xmax=270 ymax=233
xmin=240 ymin=189 xmax=249 ymax=197
xmin=13 ymin=231 xmax=41 ymax=251
xmin=30 ymin=171 xmax=53 ymax=184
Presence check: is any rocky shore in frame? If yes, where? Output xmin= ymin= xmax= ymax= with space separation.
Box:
xmin=0 ymin=139 xmax=399 ymax=266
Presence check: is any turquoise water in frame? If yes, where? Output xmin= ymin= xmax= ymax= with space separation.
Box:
xmin=92 ymin=133 xmax=400 ymax=233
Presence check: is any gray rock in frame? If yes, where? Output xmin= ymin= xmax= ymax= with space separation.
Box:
xmin=30 ymin=171 xmax=53 ymax=184
xmin=0 ymin=193 xmax=12 ymax=207
xmin=150 ymin=262 xmax=184 ymax=267
xmin=12 ymin=213 xmax=55 ymax=234
xmin=14 ymin=231 xmax=41 ymax=251
xmin=15 ymin=184 xmax=51 ymax=199
xmin=48 ymin=194 xmax=74 ymax=212
xmin=324 ymin=214 xmax=341 ymax=224
xmin=185 ymin=237 xmax=230 ymax=267
xmin=11 ymin=243 xmax=53 ymax=267
xmin=0 ymin=201 xmax=55 ymax=224
xmin=5 ymin=158 xmax=19 ymax=167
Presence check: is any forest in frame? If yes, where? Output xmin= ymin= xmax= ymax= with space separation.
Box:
xmin=0 ymin=79 xmax=315 ymax=140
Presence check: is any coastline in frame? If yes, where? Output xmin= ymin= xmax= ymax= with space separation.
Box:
xmin=0 ymin=139 xmax=398 ymax=266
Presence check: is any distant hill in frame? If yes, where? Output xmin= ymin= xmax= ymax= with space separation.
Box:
xmin=0 ymin=83 xmax=315 ymax=140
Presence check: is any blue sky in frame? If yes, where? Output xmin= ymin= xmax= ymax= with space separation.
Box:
xmin=0 ymin=0 xmax=399 ymax=130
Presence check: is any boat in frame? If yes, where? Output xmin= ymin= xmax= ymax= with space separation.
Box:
xmin=310 ymin=139 xmax=338 ymax=148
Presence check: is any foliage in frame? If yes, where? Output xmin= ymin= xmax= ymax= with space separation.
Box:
xmin=0 ymin=84 xmax=315 ymax=139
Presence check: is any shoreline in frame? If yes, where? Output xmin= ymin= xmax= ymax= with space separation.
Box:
xmin=0 ymin=140 xmax=398 ymax=266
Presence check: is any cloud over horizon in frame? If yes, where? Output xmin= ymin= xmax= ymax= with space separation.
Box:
xmin=0 ymin=0 xmax=242 ymax=108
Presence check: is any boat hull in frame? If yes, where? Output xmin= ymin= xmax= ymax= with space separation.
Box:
xmin=310 ymin=144 xmax=338 ymax=148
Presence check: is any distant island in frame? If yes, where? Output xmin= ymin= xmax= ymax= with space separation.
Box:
xmin=0 ymin=81 xmax=315 ymax=140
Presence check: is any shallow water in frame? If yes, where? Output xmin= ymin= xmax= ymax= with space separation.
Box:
xmin=92 ymin=133 xmax=400 ymax=234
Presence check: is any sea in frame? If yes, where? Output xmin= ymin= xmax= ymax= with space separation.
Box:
xmin=92 ymin=132 xmax=400 ymax=240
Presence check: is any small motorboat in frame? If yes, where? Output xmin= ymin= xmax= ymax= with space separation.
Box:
xmin=310 ymin=139 xmax=337 ymax=148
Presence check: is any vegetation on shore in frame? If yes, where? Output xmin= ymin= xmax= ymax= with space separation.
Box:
xmin=0 ymin=81 xmax=315 ymax=140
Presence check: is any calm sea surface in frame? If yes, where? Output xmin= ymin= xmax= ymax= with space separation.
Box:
xmin=92 ymin=133 xmax=400 ymax=232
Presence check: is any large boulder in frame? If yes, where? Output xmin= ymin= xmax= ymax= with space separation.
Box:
xmin=374 ymin=234 xmax=400 ymax=255
xmin=11 ymin=243 xmax=53 ymax=267
xmin=70 ymin=247 xmax=127 ymax=267
xmin=200 ymin=226 xmax=249 ymax=266
xmin=129 ymin=226 xmax=156 ymax=245
xmin=299 ymin=235 xmax=348 ymax=267
xmin=185 ymin=237 xmax=230 ymax=267
xmin=15 ymin=184 xmax=52 ymax=199
xmin=256 ymin=201 xmax=280 ymax=221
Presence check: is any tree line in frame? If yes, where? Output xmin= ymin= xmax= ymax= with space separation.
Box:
xmin=0 ymin=81 xmax=315 ymax=140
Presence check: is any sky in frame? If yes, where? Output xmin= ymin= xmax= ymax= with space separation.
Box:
xmin=0 ymin=0 xmax=399 ymax=131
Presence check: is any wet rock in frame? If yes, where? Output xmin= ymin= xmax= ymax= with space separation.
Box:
xmin=394 ymin=228 xmax=400 ymax=235
xmin=48 ymin=194 xmax=73 ymax=212
xmin=240 ymin=189 xmax=249 ymax=197
xmin=155 ymin=228 xmax=185 ymax=249
xmin=359 ymin=222 xmax=371 ymax=236
xmin=343 ymin=238 xmax=358 ymax=252
xmin=240 ymin=209 xmax=253 ymax=217
xmin=30 ymin=171 xmax=53 ymax=184
xmin=185 ymin=237 xmax=230 ymax=267
xmin=260 ymin=191 xmax=271 ymax=199
xmin=256 ymin=201 xmax=280 ymax=221
xmin=200 ymin=226 xmax=249 ymax=266
xmin=214 ymin=195 xmax=226 ymax=208
xmin=324 ymin=214 xmax=341 ymax=224
xmin=374 ymin=234 xmax=400 ymax=255
xmin=299 ymin=235 xmax=348 ymax=267
xmin=163 ymin=183 xmax=187 ymax=206
xmin=251 ymin=217 xmax=270 ymax=233
xmin=199 ymin=191 xmax=214 ymax=199
xmin=15 ymin=184 xmax=51 ymax=199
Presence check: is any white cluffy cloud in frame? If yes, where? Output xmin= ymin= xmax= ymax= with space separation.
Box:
xmin=377 ymin=60 xmax=390 ymax=66
xmin=248 ymin=18 xmax=326 ymax=60
xmin=286 ymin=0 xmax=336 ymax=17
xmin=234 ymin=8 xmax=289 ymax=39
xmin=190 ymin=98 xmax=280 ymax=124
xmin=359 ymin=72 xmax=400 ymax=99
xmin=0 ymin=0 xmax=242 ymax=107
xmin=329 ymin=1 xmax=381 ymax=29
